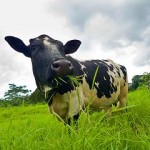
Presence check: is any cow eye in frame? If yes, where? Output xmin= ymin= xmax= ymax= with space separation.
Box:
xmin=31 ymin=45 xmax=42 ymax=52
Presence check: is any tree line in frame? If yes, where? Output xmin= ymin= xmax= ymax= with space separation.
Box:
xmin=0 ymin=84 xmax=45 ymax=107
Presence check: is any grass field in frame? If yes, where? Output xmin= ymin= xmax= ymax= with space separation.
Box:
xmin=0 ymin=88 xmax=150 ymax=150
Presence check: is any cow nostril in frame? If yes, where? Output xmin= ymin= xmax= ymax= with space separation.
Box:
xmin=51 ymin=62 xmax=60 ymax=70
xmin=68 ymin=62 xmax=71 ymax=67
xmin=68 ymin=62 xmax=73 ymax=69
xmin=51 ymin=60 xmax=73 ymax=74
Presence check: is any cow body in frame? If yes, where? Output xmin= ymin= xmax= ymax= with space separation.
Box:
xmin=5 ymin=35 xmax=128 ymax=123
xmin=49 ymin=57 xmax=128 ymax=122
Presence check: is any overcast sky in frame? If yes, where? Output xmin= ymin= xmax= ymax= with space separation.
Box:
xmin=0 ymin=0 xmax=150 ymax=98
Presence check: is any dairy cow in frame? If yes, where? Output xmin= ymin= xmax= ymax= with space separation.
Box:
xmin=5 ymin=35 xmax=128 ymax=123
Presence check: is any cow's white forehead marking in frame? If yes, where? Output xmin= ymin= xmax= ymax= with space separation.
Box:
xmin=43 ymin=38 xmax=57 ymax=50
xmin=43 ymin=39 xmax=50 ymax=46
xmin=43 ymin=37 xmax=49 ymax=41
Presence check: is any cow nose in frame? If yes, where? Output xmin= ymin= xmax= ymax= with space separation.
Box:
xmin=51 ymin=60 xmax=73 ymax=75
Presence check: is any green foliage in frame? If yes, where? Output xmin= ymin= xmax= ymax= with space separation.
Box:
xmin=129 ymin=75 xmax=143 ymax=91
xmin=0 ymin=99 xmax=11 ymax=107
xmin=141 ymin=72 xmax=150 ymax=89
xmin=29 ymin=88 xmax=45 ymax=104
xmin=129 ymin=72 xmax=150 ymax=91
xmin=4 ymin=84 xmax=31 ymax=101
xmin=0 ymin=89 xmax=150 ymax=150
xmin=0 ymin=84 xmax=32 ymax=107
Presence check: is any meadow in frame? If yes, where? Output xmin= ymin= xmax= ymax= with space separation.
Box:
xmin=0 ymin=88 xmax=150 ymax=150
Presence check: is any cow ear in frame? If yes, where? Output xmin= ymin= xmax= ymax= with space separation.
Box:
xmin=64 ymin=40 xmax=81 ymax=54
xmin=5 ymin=36 xmax=31 ymax=57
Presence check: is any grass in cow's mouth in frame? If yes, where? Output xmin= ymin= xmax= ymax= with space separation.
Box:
xmin=53 ymin=77 xmax=67 ymax=86
xmin=51 ymin=77 xmax=67 ymax=88
xmin=50 ymin=66 xmax=99 ymax=92
xmin=52 ymin=75 xmax=84 ymax=89
xmin=44 ymin=75 xmax=84 ymax=100
xmin=67 ymin=75 xmax=84 ymax=87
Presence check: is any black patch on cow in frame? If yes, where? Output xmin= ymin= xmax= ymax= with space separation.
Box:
xmin=80 ymin=60 xmax=118 ymax=98
xmin=66 ymin=56 xmax=84 ymax=77
xmin=52 ymin=77 xmax=74 ymax=95
xmin=67 ymin=113 xmax=80 ymax=126
xmin=102 ymin=60 xmax=115 ymax=72
xmin=120 ymin=65 xmax=127 ymax=82
xmin=111 ymin=76 xmax=115 ymax=83
xmin=116 ymin=67 xmax=121 ymax=77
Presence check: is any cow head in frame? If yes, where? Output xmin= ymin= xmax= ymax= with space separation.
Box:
xmin=5 ymin=35 xmax=81 ymax=94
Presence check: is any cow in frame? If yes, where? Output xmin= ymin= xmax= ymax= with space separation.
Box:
xmin=5 ymin=34 xmax=128 ymax=124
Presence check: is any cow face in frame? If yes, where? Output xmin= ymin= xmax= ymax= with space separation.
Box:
xmin=5 ymin=35 xmax=81 ymax=92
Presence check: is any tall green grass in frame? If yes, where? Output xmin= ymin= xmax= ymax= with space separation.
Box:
xmin=0 ymin=88 xmax=150 ymax=150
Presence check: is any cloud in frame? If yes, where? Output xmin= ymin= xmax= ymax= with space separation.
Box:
xmin=0 ymin=33 xmax=35 ymax=97
xmin=47 ymin=0 xmax=150 ymax=40
xmin=133 ymin=43 xmax=150 ymax=66
xmin=46 ymin=0 xmax=150 ymax=66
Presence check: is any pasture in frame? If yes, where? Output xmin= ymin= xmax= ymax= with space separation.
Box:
xmin=0 ymin=88 xmax=150 ymax=150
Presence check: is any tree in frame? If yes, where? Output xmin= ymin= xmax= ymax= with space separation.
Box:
xmin=129 ymin=72 xmax=150 ymax=91
xmin=29 ymin=88 xmax=45 ymax=104
xmin=130 ymin=75 xmax=143 ymax=90
xmin=141 ymin=72 xmax=150 ymax=89
xmin=4 ymin=84 xmax=31 ymax=101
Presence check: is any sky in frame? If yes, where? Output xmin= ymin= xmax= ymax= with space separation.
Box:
xmin=0 ymin=0 xmax=150 ymax=98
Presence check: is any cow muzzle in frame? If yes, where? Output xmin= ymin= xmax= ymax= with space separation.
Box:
xmin=51 ymin=59 xmax=73 ymax=76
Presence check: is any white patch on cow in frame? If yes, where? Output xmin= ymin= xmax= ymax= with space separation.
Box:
xmin=81 ymin=64 xmax=86 ymax=70
xmin=43 ymin=39 xmax=57 ymax=50
xmin=68 ymin=87 xmax=85 ymax=117
xmin=104 ymin=59 xmax=114 ymax=65
xmin=81 ymin=77 xmax=121 ymax=110
xmin=43 ymin=37 xmax=49 ymax=41
xmin=85 ymin=73 xmax=87 ymax=78
xmin=78 ymin=61 xmax=86 ymax=70
xmin=44 ymin=86 xmax=52 ymax=99
xmin=95 ymin=82 xmax=99 ymax=87
xmin=104 ymin=77 xmax=106 ymax=80
xmin=43 ymin=39 xmax=50 ymax=46
xmin=104 ymin=60 xmax=127 ymax=87
xmin=94 ymin=62 xmax=98 ymax=65
xmin=49 ymin=86 xmax=85 ymax=122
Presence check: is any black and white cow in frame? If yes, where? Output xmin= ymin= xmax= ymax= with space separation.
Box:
xmin=5 ymin=35 xmax=128 ymax=123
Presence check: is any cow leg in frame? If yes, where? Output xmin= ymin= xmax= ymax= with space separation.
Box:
xmin=66 ymin=113 xmax=80 ymax=134
xmin=118 ymin=85 xmax=128 ymax=111
xmin=67 ymin=113 xmax=80 ymax=126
